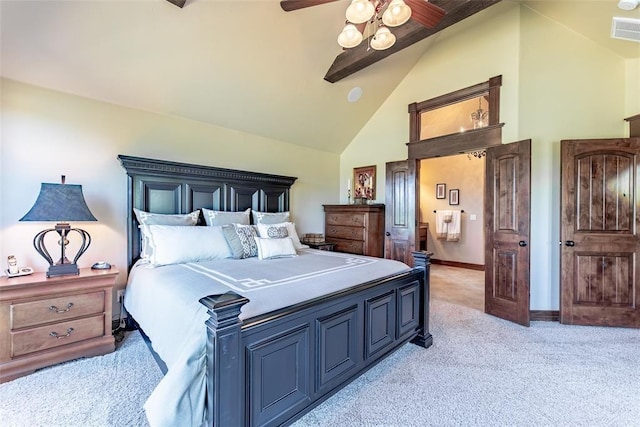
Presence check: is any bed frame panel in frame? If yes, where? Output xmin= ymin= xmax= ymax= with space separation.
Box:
xmin=118 ymin=155 xmax=432 ymax=427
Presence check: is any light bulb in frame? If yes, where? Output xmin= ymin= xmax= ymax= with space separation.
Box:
xmin=370 ymin=26 xmax=396 ymax=50
xmin=338 ymin=23 xmax=363 ymax=48
xmin=346 ymin=0 xmax=375 ymax=24
xmin=382 ymin=0 xmax=411 ymax=27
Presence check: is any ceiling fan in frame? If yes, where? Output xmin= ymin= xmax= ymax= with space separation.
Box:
xmin=280 ymin=0 xmax=445 ymax=50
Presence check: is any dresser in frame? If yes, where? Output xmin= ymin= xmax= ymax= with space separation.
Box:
xmin=0 ymin=268 xmax=117 ymax=383
xmin=323 ymin=204 xmax=385 ymax=257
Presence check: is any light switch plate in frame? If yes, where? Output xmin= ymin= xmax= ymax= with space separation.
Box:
xmin=470 ymin=214 xmax=477 ymax=221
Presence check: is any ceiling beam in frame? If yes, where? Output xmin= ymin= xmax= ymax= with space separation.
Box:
xmin=324 ymin=0 xmax=502 ymax=83
xmin=166 ymin=0 xmax=187 ymax=8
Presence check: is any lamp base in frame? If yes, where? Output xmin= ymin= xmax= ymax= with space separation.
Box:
xmin=47 ymin=263 xmax=79 ymax=278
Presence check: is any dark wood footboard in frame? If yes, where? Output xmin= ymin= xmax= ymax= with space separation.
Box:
xmin=200 ymin=251 xmax=432 ymax=427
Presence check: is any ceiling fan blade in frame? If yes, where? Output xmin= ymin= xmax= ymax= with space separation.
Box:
xmin=280 ymin=0 xmax=341 ymax=12
xmin=166 ymin=0 xmax=187 ymax=8
xmin=405 ymin=0 xmax=446 ymax=28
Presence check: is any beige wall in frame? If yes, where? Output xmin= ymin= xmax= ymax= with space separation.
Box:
xmin=626 ymin=58 xmax=640 ymax=120
xmin=341 ymin=3 xmax=635 ymax=310
xmin=0 ymin=78 xmax=339 ymax=317
xmin=420 ymin=155 xmax=484 ymax=265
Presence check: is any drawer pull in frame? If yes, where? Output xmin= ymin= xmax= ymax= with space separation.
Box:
xmin=50 ymin=328 xmax=74 ymax=339
xmin=49 ymin=303 xmax=74 ymax=313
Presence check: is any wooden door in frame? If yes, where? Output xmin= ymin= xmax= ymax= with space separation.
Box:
xmin=485 ymin=140 xmax=531 ymax=326
xmin=385 ymin=160 xmax=417 ymax=266
xmin=560 ymin=138 xmax=640 ymax=328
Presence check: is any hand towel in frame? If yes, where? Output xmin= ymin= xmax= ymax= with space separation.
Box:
xmin=435 ymin=210 xmax=451 ymax=240
xmin=446 ymin=210 xmax=461 ymax=242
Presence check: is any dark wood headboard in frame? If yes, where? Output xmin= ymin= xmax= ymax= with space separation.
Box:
xmin=118 ymin=155 xmax=297 ymax=269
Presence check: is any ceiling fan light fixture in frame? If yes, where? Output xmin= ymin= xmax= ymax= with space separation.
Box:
xmin=338 ymin=23 xmax=363 ymax=48
xmin=370 ymin=26 xmax=396 ymax=50
xmin=382 ymin=0 xmax=412 ymax=27
xmin=346 ymin=0 xmax=375 ymax=24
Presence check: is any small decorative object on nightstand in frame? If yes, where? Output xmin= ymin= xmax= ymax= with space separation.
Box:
xmin=0 ymin=267 xmax=118 ymax=383
xmin=306 ymin=242 xmax=336 ymax=251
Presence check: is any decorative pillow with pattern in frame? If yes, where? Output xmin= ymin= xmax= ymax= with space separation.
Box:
xmin=221 ymin=224 xmax=258 ymax=259
xmin=257 ymin=222 xmax=307 ymax=249
xmin=257 ymin=223 xmax=289 ymax=239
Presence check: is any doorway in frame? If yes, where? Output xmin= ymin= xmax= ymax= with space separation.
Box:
xmin=419 ymin=153 xmax=485 ymax=310
xmin=419 ymin=154 xmax=485 ymax=270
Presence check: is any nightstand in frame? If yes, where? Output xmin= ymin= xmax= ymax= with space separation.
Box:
xmin=306 ymin=242 xmax=336 ymax=251
xmin=0 ymin=267 xmax=118 ymax=383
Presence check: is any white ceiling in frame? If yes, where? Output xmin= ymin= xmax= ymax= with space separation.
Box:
xmin=1 ymin=0 xmax=638 ymax=154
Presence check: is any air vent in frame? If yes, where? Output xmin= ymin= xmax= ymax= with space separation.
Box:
xmin=611 ymin=17 xmax=640 ymax=42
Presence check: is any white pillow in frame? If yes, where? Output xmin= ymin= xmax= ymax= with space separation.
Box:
xmin=252 ymin=211 xmax=290 ymax=225
xmin=134 ymin=209 xmax=200 ymax=260
xmin=257 ymin=222 xmax=307 ymax=250
xmin=134 ymin=208 xmax=200 ymax=226
xmin=202 ymin=208 xmax=250 ymax=226
xmin=144 ymin=225 xmax=232 ymax=267
xmin=254 ymin=237 xmax=297 ymax=260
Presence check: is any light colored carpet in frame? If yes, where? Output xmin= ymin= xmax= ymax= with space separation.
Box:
xmin=0 ymin=331 xmax=162 ymax=427
xmin=2 ymin=287 xmax=639 ymax=426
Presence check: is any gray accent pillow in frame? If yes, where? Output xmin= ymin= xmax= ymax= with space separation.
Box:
xmin=222 ymin=224 xmax=258 ymax=259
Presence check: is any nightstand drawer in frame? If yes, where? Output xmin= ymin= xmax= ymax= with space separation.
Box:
xmin=325 ymin=225 xmax=366 ymax=241
xmin=11 ymin=291 xmax=105 ymax=330
xmin=326 ymin=213 xmax=366 ymax=227
xmin=11 ymin=314 xmax=106 ymax=358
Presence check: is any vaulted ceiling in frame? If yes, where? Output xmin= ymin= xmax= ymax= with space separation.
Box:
xmin=1 ymin=1 xmax=638 ymax=154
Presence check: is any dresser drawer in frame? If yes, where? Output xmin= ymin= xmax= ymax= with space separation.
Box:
xmin=11 ymin=314 xmax=105 ymax=358
xmin=331 ymin=239 xmax=365 ymax=255
xmin=11 ymin=291 xmax=105 ymax=330
xmin=325 ymin=225 xmax=366 ymax=241
xmin=326 ymin=213 xmax=366 ymax=227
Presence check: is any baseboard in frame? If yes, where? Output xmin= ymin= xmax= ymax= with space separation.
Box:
xmin=530 ymin=310 xmax=559 ymax=322
xmin=430 ymin=259 xmax=484 ymax=271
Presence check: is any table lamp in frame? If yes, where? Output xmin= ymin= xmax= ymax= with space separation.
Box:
xmin=20 ymin=176 xmax=97 ymax=278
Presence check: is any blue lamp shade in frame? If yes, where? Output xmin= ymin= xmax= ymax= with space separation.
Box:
xmin=20 ymin=183 xmax=97 ymax=222
xmin=20 ymin=179 xmax=97 ymax=278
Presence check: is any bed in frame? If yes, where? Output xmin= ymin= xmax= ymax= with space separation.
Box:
xmin=118 ymin=155 xmax=433 ymax=427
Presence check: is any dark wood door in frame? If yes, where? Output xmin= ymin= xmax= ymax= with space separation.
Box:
xmin=485 ymin=140 xmax=531 ymax=326
xmin=385 ymin=160 xmax=417 ymax=266
xmin=560 ymin=138 xmax=640 ymax=328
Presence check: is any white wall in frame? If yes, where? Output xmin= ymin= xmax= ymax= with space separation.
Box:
xmin=0 ymin=78 xmax=339 ymax=317
xmin=341 ymin=3 xmax=635 ymax=310
xmin=626 ymin=58 xmax=640 ymax=121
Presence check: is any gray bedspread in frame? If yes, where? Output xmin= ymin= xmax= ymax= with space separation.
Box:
xmin=124 ymin=249 xmax=410 ymax=427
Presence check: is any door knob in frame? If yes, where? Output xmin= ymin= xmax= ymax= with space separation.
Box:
xmin=385 ymin=232 xmax=391 ymax=236
xmin=564 ymin=240 xmax=575 ymax=247
xmin=518 ymin=241 xmax=527 ymax=247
